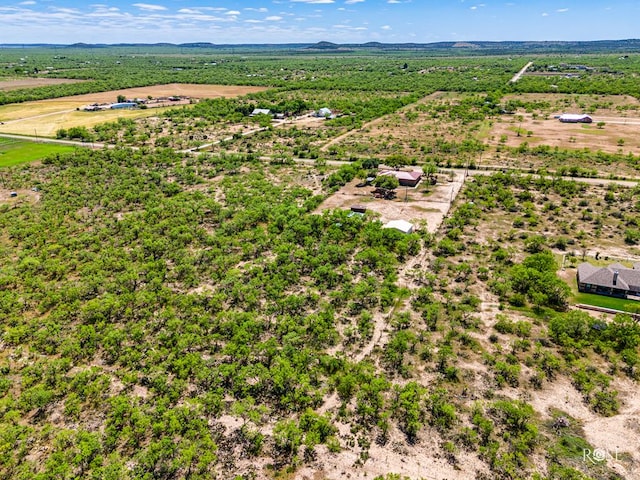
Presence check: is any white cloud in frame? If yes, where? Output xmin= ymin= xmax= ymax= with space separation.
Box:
xmin=345 ymin=0 xmax=365 ymax=4
xmin=19 ymin=1 xmax=36 ymax=5
xmin=541 ymin=12 xmax=549 ymax=16
xmin=557 ymin=8 xmax=569 ymax=13
xmin=266 ymin=15 xmax=283 ymax=20
xmin=132 ymin=3 xmax=167 ymax=11
xmin=225 ymin=10 xmax=240 ymax=15
xmin=381 ymin=25 xmax=391 ymax=30
xmin=245 ymin=7 xmax=268 ymax=12
xmin=290 ymin=0 xmax=334 ymax=3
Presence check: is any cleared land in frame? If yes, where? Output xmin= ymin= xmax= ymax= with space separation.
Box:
xmin=0 ymin=84 xmax=268 ymax=137
xmin=490 ymin=113 xmax=640 ymax=155
xmin=490 ymin=93 xmax=640 ymax=155
xmin=0 ymin=77 xmax=86 ymax=91
xmin=315 ymin=169 xmax=465 ymax=234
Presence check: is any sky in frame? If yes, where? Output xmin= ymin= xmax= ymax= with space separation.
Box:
xmin=0 ymin=0 xmax=638 ymax=45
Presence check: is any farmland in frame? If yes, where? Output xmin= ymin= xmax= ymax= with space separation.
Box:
xmin=1 ymin=45 xmax=640 ymax=480
xmin=0 ymin=84 xmax=268 ymax=137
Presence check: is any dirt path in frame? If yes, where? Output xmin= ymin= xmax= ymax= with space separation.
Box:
xmin=510 ymin=61 xmax=533 ymax=83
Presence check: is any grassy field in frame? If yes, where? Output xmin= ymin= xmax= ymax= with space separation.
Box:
xmin=573 ymin=291 xmax=638 ymax=312
xmin=0 ymin=138 xmax=76 ymax=167
xmin=565 ymin=273 xmax=638 ymax=312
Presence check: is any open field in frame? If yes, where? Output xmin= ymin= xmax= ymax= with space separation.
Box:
xmin=490 ymin=113 xmax=640 ymax=155
xmin=0 ymin=137 xmax=76 ymax=167
xmin=0 ymin=84 xmax=268 ymax=137
xmin=489 ymin=93 xmax=640 ymax=155
xmin=0 ymin=77 xmax=86 ymax=91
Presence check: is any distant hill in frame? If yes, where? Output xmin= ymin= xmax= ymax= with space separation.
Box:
xmin=1 ymin=39 xmax=640 ymax=54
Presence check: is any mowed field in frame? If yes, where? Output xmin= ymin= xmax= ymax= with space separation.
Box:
xmin=490 ymin=93 xmax=640 ymax=154
xmin=0 ymin=137 xmax=76 ymax=167
xmin=0 ymin=84 xmax=268 ymax=137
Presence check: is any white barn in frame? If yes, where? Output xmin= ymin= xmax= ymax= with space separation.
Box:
xmin=383 ymin=220 xmax=414 ymax=234
xmin=558 ymin=114 xmax=593 ymax=124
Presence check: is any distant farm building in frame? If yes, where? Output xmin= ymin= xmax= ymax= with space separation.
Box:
xmin=577 ymin=262 xmax=640 ymax=298
xmin=383 ymin=220 xmax=414 ymax=234
xmin=315 ymin=107 xmax=334 ymax=118
xmin=558 ymin=114 xmax=593 ymax=124
xmin=380 ymin=170 xmax=422 ymax=187
xmin=250 ymin=108 xmax=272 ymax=117
xmin=110 ymin=102 xmax=137 ymax=110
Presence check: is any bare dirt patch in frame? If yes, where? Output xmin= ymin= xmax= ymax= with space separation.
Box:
xmin=0 ymin=77 xmax=86 ymax=91
xmin=490 ymin=113 xmax=640 ymax=154
xmin=315 ymin=169 xmax=466 ymax=234
xmin=0 ymin=188 xmax=39 ymax=204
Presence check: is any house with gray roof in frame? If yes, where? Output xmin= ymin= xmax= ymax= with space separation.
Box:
xmin=577 ymin=262 xmax=640 ymax=298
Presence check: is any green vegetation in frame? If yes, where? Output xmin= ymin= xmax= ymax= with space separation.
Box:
xmin=0 ymin=45 xmax=638 ymax=480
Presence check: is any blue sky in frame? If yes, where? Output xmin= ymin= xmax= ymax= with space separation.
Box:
xmin=0 ymin=1 xmax=637 ymax=45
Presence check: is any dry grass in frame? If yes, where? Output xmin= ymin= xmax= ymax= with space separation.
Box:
xmin=0 ymin=77 xmax=86 ymax=91
xmin=0 ymin=84 xmax=268 ymax=137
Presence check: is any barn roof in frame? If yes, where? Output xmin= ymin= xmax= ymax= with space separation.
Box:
xmin=383 ymin=219 xmax=414 ymax=234
xmin=380 ymin=170 xmax=422 ymax=181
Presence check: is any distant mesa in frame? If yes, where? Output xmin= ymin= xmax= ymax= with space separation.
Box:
xmin=453 ymin=42 xmax=479 ymax=48
xmin=306 ymin=41 xmax=340 ymax=51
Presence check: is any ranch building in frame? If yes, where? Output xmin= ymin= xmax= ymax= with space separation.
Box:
xmin=379 ymin=170 xmax=422 ymax=187
xmin=558 ymin=113 xmax=593 ymax=123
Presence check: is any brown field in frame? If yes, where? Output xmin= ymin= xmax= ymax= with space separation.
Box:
xmin=490 ymin=113 xmax=640 ymax=154
xmin=0 ymin=77 xmax=86 ymax=91
xmin=489 ymin=93 xmax=640 ymax=154
xmin=0 ymin=84 xmax=268 ymax=137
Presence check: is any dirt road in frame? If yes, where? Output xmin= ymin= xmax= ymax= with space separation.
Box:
xmin=509 ymin=61 xmax=533 ymax=83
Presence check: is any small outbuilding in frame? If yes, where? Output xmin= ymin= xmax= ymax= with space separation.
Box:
xmin=558 ymin=114 xmax=593 ymax=124
xmin=315 ymin=107 xmax=333 ymax=118
xmin=350 ymin=205 xmax=367 ymax=214
xmin=383 ymin=219 xmax=414 ymax=234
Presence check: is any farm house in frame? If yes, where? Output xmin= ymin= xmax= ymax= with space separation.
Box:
xmin=577 ymin=262 xmax=640 ymax=298
xmin=380 ymin=170 xmax=422 ymax=187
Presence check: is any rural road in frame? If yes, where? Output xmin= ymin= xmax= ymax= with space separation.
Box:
xmin=0 ymin=132 xmax=107 ymax=149
xmin=510 ymin=61 xmax=533 ymax=83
